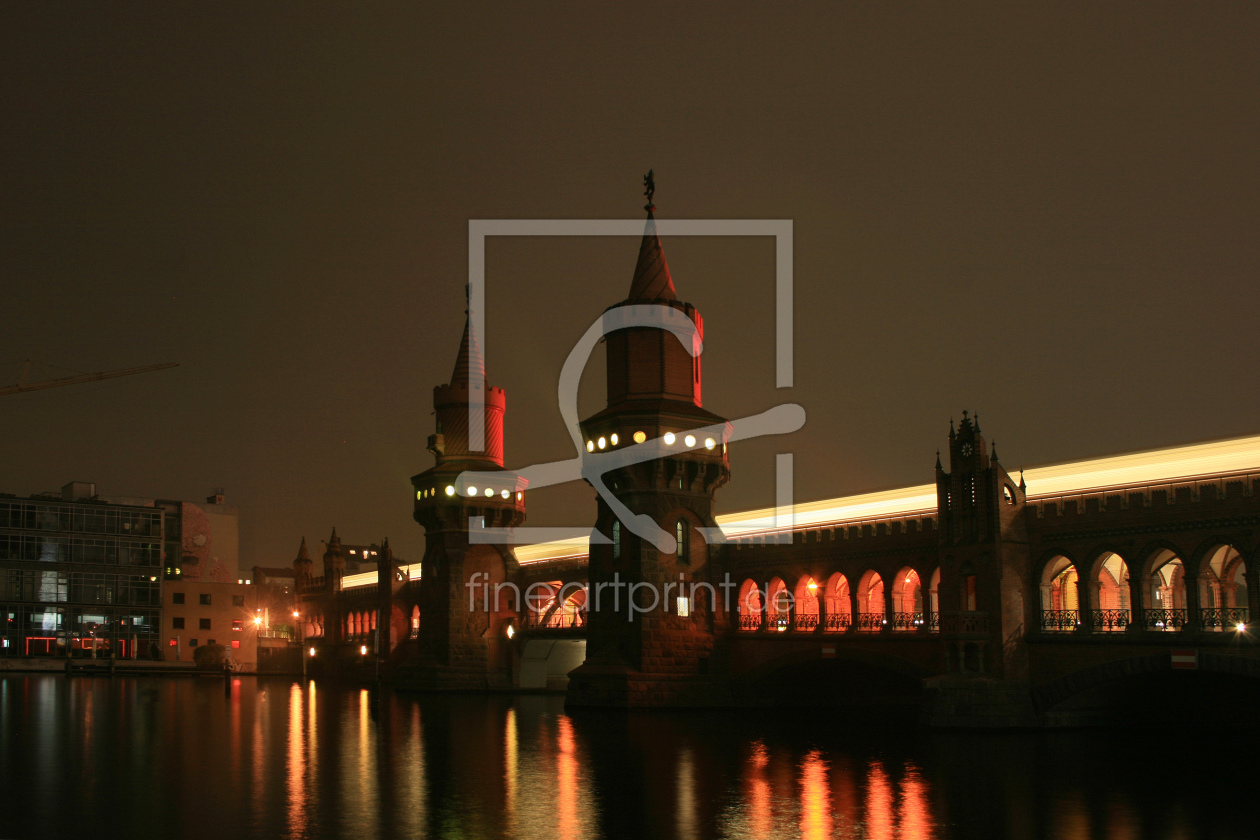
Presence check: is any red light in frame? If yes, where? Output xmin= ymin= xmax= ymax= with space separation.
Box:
xmin=230 ymin=640 xmax=240 ymax=649
xmin=168 ymin=639 xmax=177 ymax=646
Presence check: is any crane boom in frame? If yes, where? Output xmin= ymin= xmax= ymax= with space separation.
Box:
xmin=0 ymin=362 xmax=179 ymax=396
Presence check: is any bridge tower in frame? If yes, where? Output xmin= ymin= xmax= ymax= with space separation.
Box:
xmin=934 ymin=411 xmax=1030 ymax=677
xmin=566 ymin=187 xmax=733 ymax=707
xmin=407 ymin=308 xmax=525 ymax=689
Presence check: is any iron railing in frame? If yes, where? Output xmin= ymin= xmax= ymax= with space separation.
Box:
xmin=1040 ymin=610 xmax=1079 ymax=631
xmin=854 ymin=612 xmax=886 ymax=632
xmin=738 ymin=614 xmax=763 ymax=631
xmin=939 ymin=612 xmax=989 ymax=635
xmin=823 ymin=613 xmax=852 ymax=632
xmin=1143 ymin=608 xmax=1187 ymax=631
xmin=890 ymin=612 xmax=924 ymax=631
xmin=927 ymin=612 xmax=940 ymax=632
xmin=1090 ymin=609 xmax=1129 ymax=632
xmin=1199 ymin=607 xmax=1249 ymax=630
xmin=768 ymin=614 xmax=791 ymax=632
xmin=794 ymin=613 xmax=819 ymax=631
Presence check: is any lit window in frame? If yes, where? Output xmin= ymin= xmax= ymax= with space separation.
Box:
xmin=676 ymin=596 xmax=690 ymax=617
xmin=684 ymin=435 xmax=696 ymax=447
xmin=612 ymin=521 xmax=621 ymax=560
xmin=664 ymin=432 xmax=676 ymax=445
xmin=232 ymin=620 xmax=243 ymax=631
xmin=676 ymin=521 xmax=689 ymax=563
xmin=586 ymin=440 xmax=595 ymax=452
xmin=597 ymin=437 xmax=606 ymax=450
xmin=516 ymin=492 xmax=523 ymax=502
xmin=231 ymin=640 xmax=240 ymax=649
xmin=610 ymin=433 xmax=619 ymax=445
xmin=349 ymin=550 xmax=357 ymax=555
xmin=705 ymin=438 xmax=715 ymax=450
xmin=416 ymin=491 xmax=422 ymax=500
xmin=633 ymin=431 xmax=647 ymax=444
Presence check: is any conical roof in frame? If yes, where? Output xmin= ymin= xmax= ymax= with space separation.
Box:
xmin=450 ymin=315 xmax=486 ymax=385
xmin=627 ymin=211 xmax=676 ymax=302
xmin=295 ymin=537 xmax=311 ymax=562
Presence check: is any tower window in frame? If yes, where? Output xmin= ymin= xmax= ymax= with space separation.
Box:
xmin=676 ymin=521 xmax=690 ymax=564
xmin=612 ymin=521 xmax=621 ymax=560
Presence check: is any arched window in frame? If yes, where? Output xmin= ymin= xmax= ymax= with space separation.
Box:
xmin=676 ymin=521 xmax=689 ymax=564
xmin=612 ymin=520 xmax=621 ymax=560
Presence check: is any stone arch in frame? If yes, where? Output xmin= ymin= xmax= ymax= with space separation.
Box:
xmin=856 ymin=569 xmax=885 ymax=631
xmin=737 ymin=579 xmax=763 ymax=631
xmin=410 ymin=605 xmax=421 ymax=638
xmin=766 ymin=576 xmax=791 ymax=631
xmin=824 ymin=572 xmax=852 ymax=631
xmin=927 ymin=567 xmax=940 ymax=625
xmin=1037 ymin=554 xmax=1079 ymax=631
xmin=662 ymin=506 xmax=709 ymax=571
xmin=1085 ymin=550 xmax=1131 ymax=631
xmin=1146 ymin=547 xmax=1188 ymax=631
xmin=891 ymin=566 xmax=923 ymax=630
xmin=793 ymin=575 xmax=820 ymax=631
xmin=1191 ymin=540 xmax=1249 ymax=631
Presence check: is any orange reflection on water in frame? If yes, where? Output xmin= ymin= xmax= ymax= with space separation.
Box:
xmin=557 ymin=715 xmax=578 ymax=840
xmin=866 ymin=761 xmax=894 ymax=840
xmin=287 ymin=683 xmax=308 ymax=835
xmin=900 ymin=767 xmax=934 ymax=840
xmin=745 ymin=741 xmax=773 ymax=838
xmin=799 ymin=750 xmax=832 ymax=840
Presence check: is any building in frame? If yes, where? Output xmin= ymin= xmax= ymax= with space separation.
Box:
xmin=0 ymin=482 xmax=163 ymax=657
xmin=161 ymin=579 xmax=293 ymax=670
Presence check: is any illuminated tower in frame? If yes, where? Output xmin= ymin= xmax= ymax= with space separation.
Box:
xmin=567 ymin=177 xmax=732 ymax=708
xmin=407 ymin=307 xmax=525 ymax=688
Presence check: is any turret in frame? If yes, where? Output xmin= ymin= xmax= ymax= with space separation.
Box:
xmin=293 ymin=536 xmax=313 ymax=584
xmin=323 ymin=527 xmax=345 ymax=590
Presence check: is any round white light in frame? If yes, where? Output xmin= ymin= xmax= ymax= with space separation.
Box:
xmin=705 ymin=438 xmax=716 ymax=450
xmin=485 ymin=488 xmax=494 ymax=497
xmin=1237 ymin=622 xmax=1247 ymax=632
xmin=664 ymin=432 xmax=676 ymax=445
xmin=633 ymin=431 xmax=647 ymax=443
xmin=445 ymin=486 xmax=455 ymax=496
xmin=308 ymin=647 xmax=316 ymax=657
xmin=516 ymin=492 xmax=523 ymax=501
xmin=586 ymin=440 xmax=594 ymax=452
xmin=501 ymin=489 xmax=510 ymax=499
xmin=598 ymin=436 xmax=607 ymax=449
xmin=360 ymin=645 xmax=367 ymax=655
xmin=610 ymin=433 xmax=619 ymax=445
xmin=684 ymin=435 xmax=696 ymax=448
xmin=466 ymin=486 xmax=477 ymax=496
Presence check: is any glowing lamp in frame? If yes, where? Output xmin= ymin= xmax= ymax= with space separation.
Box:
xmin=485 ymin=488 xmax=494 ymax=497
xmin=633 ymin=431 xmax=647 ymax=443
xmin=684 ymin=435 xmax=696 ymax=447
xmin=445 ymin=486 xmax=455 ymax=496
xmin=806 ymin=581 xmax=818 ymax=592
xmin=586 ymin=440 xmax=595 ymax=452
xmin=253 ymin=616 xmax=262 ymax=625
xmin=1237 ymin=622 xmax=1247 ymax=632
xmin=704 ymin=438 xmax=715 ymax=450
xmin=598 ymin=436 xmax=606 ymax=450
xmin=664 ymin=432 xmax=676 ymax=445
xmin=293 ymin=611 xmax=300 ymax=618
xmin=501 ymin=489 xmax=510 ymax=499
xmin=308 ymin=647 xmax=316 ymax=657
xmin=516 ymin=492 xmax=523 ymax=501
xmin=466 ymin=486 xmax=477 ymax=496
xmin=610 ymin=433 xmax=619 ymax=445
xmin=506 ymin=625 xmax=515 ymax=639
xmin=360 ymin=645 xmax=368 ymax=655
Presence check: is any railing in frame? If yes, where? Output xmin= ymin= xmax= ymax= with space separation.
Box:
xmin=939 ymin=612 xmax=989 ymax=636
xmin=1041 ymin=610 xmax=1079 ymax=632
xmin=1090 ymin=609 xmax=1129 ymax=632
xmin=794 ymin=613 xmax=819 ymax=631
xmin=1143 ymin=608 xmax=1187 ymax=631
xmin=927 ymin=612 xmax=940 ymax=632
xmin=890 ymin=612 xmax=924 ymax=631
xmin=738 ymin=614 xmax=763 ymax=631
xmin=257 ymin=629 xmax=292 ymax=640
xmin=855 ymin=612 xmax=885 ymax=632
xmin=1199 ymin=607 xmax=1249 ymax=631
xmin=522 ymin=611 xmax=585 ymax=629
xmin=824 ymin=613 xmax=852 ymax=632
xmin=768 ymin=614 xmax=791 ymax=632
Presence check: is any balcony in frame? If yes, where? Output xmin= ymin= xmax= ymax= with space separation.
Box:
xmin=1198 ymin=607 xmax=1248 ymax=631
xmin=1040 ymin=610 xmax=1080 ymax=632
xmin=1142 ymin=608 xmax=1187 ymax=631
xmin=1090 ymin=609 xmax=1130 ymax=632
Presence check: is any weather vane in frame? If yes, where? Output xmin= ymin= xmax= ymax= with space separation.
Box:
xmin=643 ymin=168 xmax=655 ymax=213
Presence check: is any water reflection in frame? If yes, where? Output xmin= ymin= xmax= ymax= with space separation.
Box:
xmin=0 ymin=675 xmax=1256 ymax=840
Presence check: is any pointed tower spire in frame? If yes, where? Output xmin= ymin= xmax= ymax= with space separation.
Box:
xmin=296 ymin=537 xmax=310 ymax=562
xmin=1019 ymin=470 xmax=1027 ymax=494
xmin=935 ymin=451 xmax=942 ymax=470
xmin=293 ymin=536 xmax=313 ymax=583
xmin=449 ymin=315 xmax=486 ymax=386
xmin=991 ymin=441 xmax=999 ymax=461
xmin=627 ymin=169 xmax=676 ymax=302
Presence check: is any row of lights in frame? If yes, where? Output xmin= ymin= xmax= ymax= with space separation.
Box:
xmin=586 ymin=431 xmax=718 ymax=452
xmin=417 ymin=487 xmax=524 ymax=501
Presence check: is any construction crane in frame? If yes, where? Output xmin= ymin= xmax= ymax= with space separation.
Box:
xmin=0 ymin=360 xmax=179 ymax=397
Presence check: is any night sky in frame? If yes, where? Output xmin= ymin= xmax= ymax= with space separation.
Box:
xmin=3 ymin=5 xmax=1258 ymax=568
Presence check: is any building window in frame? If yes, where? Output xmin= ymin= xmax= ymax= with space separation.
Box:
xmin=232 ymin=595 xmax=244 ymax=607
xmin=173 ymin=593 xmax=185 ymax=605
xmin=612 ymin=521 xmax=621 ymax=560
xmin=676 ymin=596 xmax=690 ymax=617
xmin=172 ymin=617 xmax=185 ymax=629
xmin=230 ymin=640 xmax=240 ymax=649
xmin=676 ymin=521 xmax=689 ymax=564
xmin=189 ymin=638 xmax=198 ymax=647
xmin=199 ymin=594 xmax=211 ymax=606
xmin=232 ymin=620 xmax=243 ymax=631
xmin=199 ymin=618 xmax=211 ymax=630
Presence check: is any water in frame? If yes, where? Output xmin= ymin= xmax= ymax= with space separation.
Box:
xmin=0 ymin=674 xmax=1253 ymax=839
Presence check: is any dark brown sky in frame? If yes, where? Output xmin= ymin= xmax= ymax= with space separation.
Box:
xmin=3 ymin=4 xmax=1258 ymax=568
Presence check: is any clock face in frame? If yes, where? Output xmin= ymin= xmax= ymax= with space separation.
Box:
xmin=960 ymin=443 xmax=973 ymax=457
